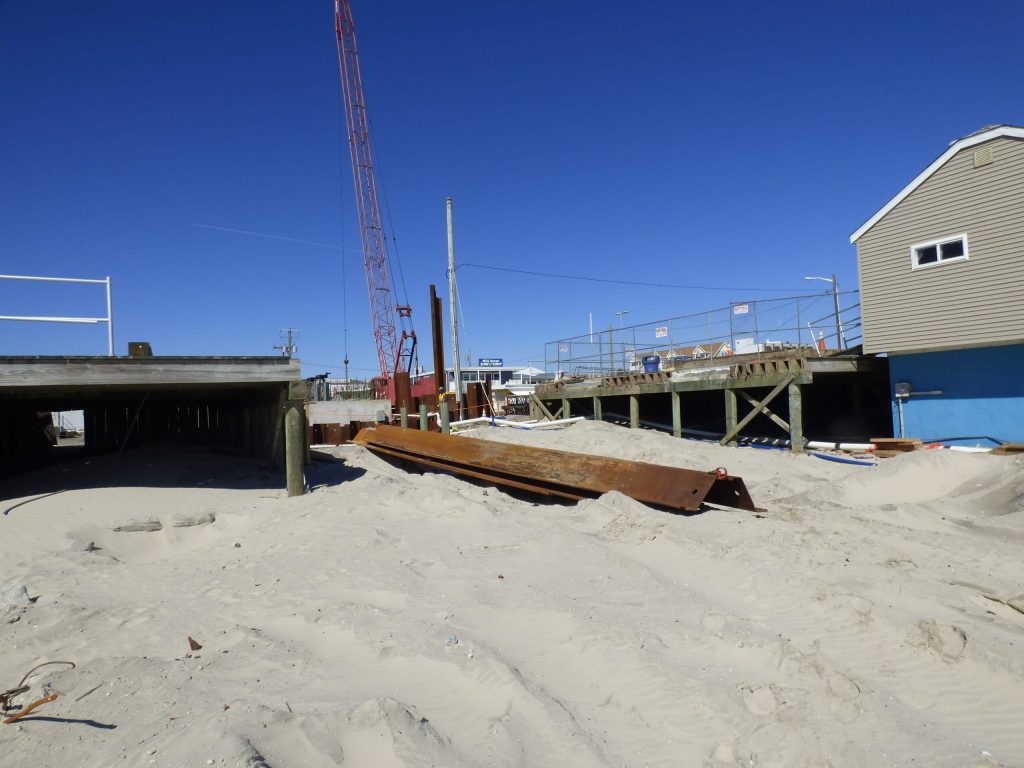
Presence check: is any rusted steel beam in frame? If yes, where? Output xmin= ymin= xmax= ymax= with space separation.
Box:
xmin=354 ymin=425 xmax=757 ymax=513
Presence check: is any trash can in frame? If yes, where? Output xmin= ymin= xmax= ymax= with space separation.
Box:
xmin=642 ymin=354 xmax=661 ymax=373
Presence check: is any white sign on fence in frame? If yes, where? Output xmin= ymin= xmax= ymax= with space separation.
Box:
xmin=655 ymin=326 xmax=668 ymax=338
xmin=733 ymin=304 xmax=749 ymax=315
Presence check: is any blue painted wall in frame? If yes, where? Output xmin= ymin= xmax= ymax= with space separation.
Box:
xmin=888 ymin=344 xmax=1024 ymax=444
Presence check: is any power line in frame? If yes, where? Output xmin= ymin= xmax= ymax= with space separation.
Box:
xmin=458 ymin=263 xmax=807 ymax=293
xmin=191 ymin=223 xmax=351 ymax=251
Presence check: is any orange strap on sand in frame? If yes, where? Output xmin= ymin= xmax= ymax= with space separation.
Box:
xmin=2 ymin=694 xmax=58 ymax=724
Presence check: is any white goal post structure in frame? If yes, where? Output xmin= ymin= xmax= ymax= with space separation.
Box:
xmin=0 ymin=274 xmax=114 ymax=356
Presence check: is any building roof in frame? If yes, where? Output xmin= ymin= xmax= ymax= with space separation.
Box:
xmin=849 ymin=124 xmax=1024 ymax=244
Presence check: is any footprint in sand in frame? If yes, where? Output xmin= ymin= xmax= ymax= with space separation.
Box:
xmin=826 ymin=671 xmax=861 ymax=723
xmin=918 ymin=619 xmax=966 ymax=661
xmin=740 ymin=684 xmax=777 ymax=716
xmin=705 ymin=742 xmax=739 ymax=766
xmin=702 ymin=612 xmax=726 ymax=632
xmin=113 ymin=519 xmax=163 ymax=533
xmin=170 ymin=511 xmax=216 ymax=528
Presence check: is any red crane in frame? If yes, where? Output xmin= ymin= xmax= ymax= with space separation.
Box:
xmin=334 ymin=0 xmax=416 ymax=391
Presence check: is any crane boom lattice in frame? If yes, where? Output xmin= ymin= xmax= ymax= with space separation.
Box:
xmin=334 ymin=0 xmax=414 ymax=382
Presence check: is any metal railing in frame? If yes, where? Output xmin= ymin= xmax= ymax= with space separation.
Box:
xmin=544 ymin=290 xmax=861 ymax=376
xmin=0 ymin=273 xmax=114 ymax=355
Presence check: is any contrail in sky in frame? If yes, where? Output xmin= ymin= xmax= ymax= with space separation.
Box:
xmin=192 ymin=223 xmax=350 ymax=251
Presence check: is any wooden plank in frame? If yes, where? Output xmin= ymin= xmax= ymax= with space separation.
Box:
xmin=991 ymin=442 xmax=1024 ymax=455
xmin=0 ymin=357 xmax=300 ymax=387
xmin=536 ymin=371 xmax=812 ymax=401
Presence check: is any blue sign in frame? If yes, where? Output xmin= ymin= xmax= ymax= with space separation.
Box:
xmin=478 ymin=358 xmax=503 ymax=367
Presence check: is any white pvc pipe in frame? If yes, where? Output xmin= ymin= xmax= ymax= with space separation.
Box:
xmin=450 ymin=416 xmax=492 ymax=427
xmin=807 ymin=440 xmax=876 ymax=451
xmin=498 ymin=417 xmax=585 ymax=429
xmin=603 ymin=410 xmax=876 ymax=452
xmin=450 ymin=416 xmax=585 ymax=431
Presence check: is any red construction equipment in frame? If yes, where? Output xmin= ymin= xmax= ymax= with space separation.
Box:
xmin=334 ymin=1 xmax=436 ymax=402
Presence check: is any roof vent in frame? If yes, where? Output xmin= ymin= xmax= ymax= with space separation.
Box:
xmin=974 ymin=147 xmax=994 ymax=167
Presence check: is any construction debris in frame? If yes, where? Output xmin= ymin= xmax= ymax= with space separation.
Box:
xmin=354 ymin=425 xmax=757 ymax=513
xmin=991 ymin=442 xmax=1024 ymax=455
xmin=869 ymin=437 xmax=923 ymax=458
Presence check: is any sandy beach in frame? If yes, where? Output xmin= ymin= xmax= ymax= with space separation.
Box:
xmin=1 ymin=420 xmax=1022 ymax=767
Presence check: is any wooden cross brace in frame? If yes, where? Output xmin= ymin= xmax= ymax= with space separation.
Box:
xmin=719 ymin=376 xmax=795 ymax=446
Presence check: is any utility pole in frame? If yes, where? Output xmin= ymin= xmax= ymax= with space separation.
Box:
xmin=447 ymin=197 xmax=462 ymax=406
xmin=274 ymin=328 xmax=299 ymax=358
xmin=831 ymin=272 xmax=844 ymax=350
xmin=616 ymin=311 xmax=629 ymax=371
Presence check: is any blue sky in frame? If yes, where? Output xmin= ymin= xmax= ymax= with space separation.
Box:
xmin=2 ymin=0 xmax=1022 ymax=377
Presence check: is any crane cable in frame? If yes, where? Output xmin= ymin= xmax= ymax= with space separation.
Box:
xmin=368 ymin=119 xmax=412 ymax=325
xmin=336 ymin=78 xmax=350 ymax=372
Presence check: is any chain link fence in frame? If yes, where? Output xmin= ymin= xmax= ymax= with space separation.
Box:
xmin=544 ymin=290 xmax=861 ymax=376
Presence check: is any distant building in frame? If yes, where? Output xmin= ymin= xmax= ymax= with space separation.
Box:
xmin=628 ymin=342 xmax=733 ymax=371
xmin=850 ymin=124 xmax=1024 ymax=442
xmin=443 ymin=364 xmax=555 ymax=395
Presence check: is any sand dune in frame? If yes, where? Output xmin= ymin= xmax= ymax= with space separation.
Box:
xmin=1 ymin=421 xmax=1022 ymax=767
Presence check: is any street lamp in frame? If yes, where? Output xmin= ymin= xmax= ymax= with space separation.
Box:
xmin=804 ymin=274 xmax=845 ymax=351
xmin=615 ymin=311 xmax=629 ymax=370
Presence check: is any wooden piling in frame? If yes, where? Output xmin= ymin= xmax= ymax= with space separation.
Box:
xmin=788 ymin=381 xmax=804 ymax=453
xmin=285 ymin=381 xmax=306 ymax=496
xmin=724 ymin=389 xmax=738 ymax=447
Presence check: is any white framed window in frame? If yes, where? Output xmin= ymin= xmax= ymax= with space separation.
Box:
xmin=910 ymin=233 xmax=968 ymax=270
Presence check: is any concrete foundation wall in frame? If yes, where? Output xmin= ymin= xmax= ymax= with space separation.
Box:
xmin=306 ymin=400 xmax=391 ymax=425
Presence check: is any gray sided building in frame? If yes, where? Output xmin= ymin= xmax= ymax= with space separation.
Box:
xmin=850 ymin=124 xmax=1024 ymax=443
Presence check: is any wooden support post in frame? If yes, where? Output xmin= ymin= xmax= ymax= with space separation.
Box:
xmin=788 ymin=381 xmax=804 ymax=453
xmin=724 ymin=389 xmax=738 ymax=447
xmin=671 ymin=390 xmax=682 ymax=438
xmin=629 ymin=394 xmax=640 ymax=429
xmin=400 ymin=406 xmax=409 ymax=429
xmin=593 ymin=396 xmax=602 ymax=422
xmin=284 ymin=382 xmax=306 ymax=497
xmin=440 ymin=401 xmax=450 ymax=434
xmin=561 ymin=398 xmax=570 ymax=419
xmin=419 ymin=404 xmax=428 ymax=431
